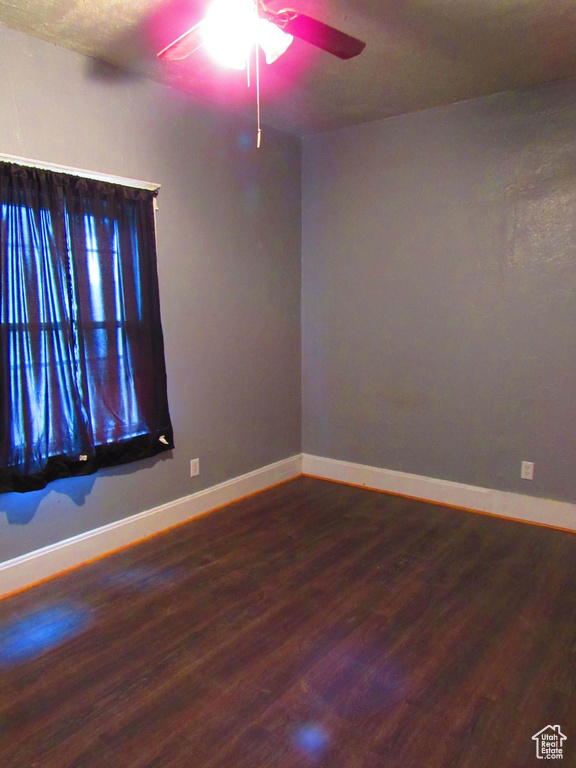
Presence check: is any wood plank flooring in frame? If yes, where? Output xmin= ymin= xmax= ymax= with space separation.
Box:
xmin=1 ymin=476 xmax=576 ymax=767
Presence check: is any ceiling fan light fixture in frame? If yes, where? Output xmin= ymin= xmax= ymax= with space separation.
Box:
xmin=257 ymin=18 xmax=293 ymax=64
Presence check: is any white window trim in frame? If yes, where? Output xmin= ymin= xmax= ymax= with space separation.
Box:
xmin=0 ymin=153 xmax=160 ymax=192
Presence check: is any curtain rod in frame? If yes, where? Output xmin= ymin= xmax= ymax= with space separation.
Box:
xmin=0 ymin=153 xmax=160 ymax=192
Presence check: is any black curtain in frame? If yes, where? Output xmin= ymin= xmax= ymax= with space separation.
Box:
xmin=0 ymin=162 xmax=173 ymax=493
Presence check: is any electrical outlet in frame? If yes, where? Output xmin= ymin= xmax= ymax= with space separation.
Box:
xmin=521 ymin=461 xmax=534 ymax=480
xmin=190 ymin=458 xmax=200 ymax=477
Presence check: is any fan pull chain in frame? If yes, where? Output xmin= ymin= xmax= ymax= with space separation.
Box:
xmin=255 ymin=0 xmax=262 ymax=147
xmin=246 ymin=37 xmax=251 ymax=88
xmin=256 ymin=45 xmax=262 ymax=148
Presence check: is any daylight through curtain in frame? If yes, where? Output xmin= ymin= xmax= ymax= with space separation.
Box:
xmin=0 ymin=162 xmax=173 ymax=493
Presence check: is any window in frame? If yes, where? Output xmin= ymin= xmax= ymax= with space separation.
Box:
xmin=0 ymin=162 xmax=173 ymax=493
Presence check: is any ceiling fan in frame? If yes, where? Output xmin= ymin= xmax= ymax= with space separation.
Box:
xmin=156 ymin=0 xmax=366 ymax=144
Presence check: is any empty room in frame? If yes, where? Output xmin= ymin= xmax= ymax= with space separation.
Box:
xmin=1 ymin=1 xmax=576 ymax=766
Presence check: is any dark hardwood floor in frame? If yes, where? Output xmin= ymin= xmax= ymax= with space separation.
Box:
xmin=1 ymin=476 xmax=576 ymax=767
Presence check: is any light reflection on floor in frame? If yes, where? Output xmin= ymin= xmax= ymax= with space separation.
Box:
xmin=0 ymin=603 xmax=92 ymax=667
xmin=102 ymin=566 xmax=184 ymax=591
xmin=293 ymin=722 xmax=331 ymax=759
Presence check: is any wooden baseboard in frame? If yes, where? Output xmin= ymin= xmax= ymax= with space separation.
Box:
xmin=0 ymin=454 xmax=303 ymax=599
xmin=302 ymin=454 xmax=576 ymax=533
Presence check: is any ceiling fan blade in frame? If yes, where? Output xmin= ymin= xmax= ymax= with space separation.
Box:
xmin=157 ymin=22 xmax=204 ymax=61
xmin=277 ymin=11 xmax=366 ymax=59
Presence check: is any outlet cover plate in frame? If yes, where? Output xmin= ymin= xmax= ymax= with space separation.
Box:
xmin=521 ymin=461 xmax=534 ymax=480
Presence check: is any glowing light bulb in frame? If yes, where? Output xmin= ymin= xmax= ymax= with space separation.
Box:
xmin=203 ymin=0 xmax=257 ymax=70
xmin=202 ymin=0 xmax=294 ymax=69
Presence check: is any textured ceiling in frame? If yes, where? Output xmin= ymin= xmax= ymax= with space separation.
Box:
xmin=2 ymin=0 xmax=576 ymax=135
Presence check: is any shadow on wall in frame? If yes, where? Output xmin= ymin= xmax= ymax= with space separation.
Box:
xmin=0 ymin=475 xmax=97 ymax=525
xmin=0 ymin=451 xmax=172 ymax=525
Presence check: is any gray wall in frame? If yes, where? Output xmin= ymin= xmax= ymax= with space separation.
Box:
xmin=303 ymin=80 xmax=576 ymax=504
xmin=0 ymin=25 xmax=302 ymax=561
